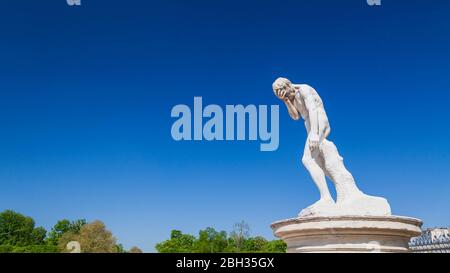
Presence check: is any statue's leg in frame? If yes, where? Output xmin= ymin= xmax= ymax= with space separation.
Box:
xmin=319 ymin=139 xmax=391 ymax=216
xmin=301 ymin=140 xmax=333 ymax=202
xmin=298 ymin=139 xmax=336 ymax=217
xmin=319 ymin=139 xmax=362 ymax=204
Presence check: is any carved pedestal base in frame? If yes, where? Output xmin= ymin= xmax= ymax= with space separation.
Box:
xmin=271 ymin=215 xmax=422 ymax=253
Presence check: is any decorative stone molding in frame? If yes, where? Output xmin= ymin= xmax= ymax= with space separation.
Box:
xmin=409 ymin=228 xmax=450 ymax=253
xmin=271 ymin=215 xmax=422 ymax=253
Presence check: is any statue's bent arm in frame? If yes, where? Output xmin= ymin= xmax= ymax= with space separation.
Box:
xmin=303 ymin=92 xmax=319 ymax=139
xmin=284 ymin=99 xmax=300 ymax=120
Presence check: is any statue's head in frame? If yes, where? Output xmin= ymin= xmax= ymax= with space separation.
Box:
xmin=272 ymin=77 xmax=294 ymax=98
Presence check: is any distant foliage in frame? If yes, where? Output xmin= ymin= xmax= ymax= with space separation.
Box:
xmin=0 ymin=210 xmax=47 ymax=246
xmin=59 ymin=220 xmax=118 ymax=253
xmin=0 ymin=245 xmax=13 ymax=253
xmin=156 ymin=222 xmax=286 ymax=253
xmin=1 ymin=210 xmax=281 ymax=253
xmin=47 ymin=219 xmax=87 ymax=246
xmin=0 ymin=244 xmax=58 ymax=253
xmin=229 ymin=220 xmax=250 ymax=251
xmin=129 ymin=246 xmax=143 ymax=253
xmin=115 ymin=243 xmax=126 ymax=253
xmin=0 ymin=210 xmax=136 ymax=253
xmin=156 ymin=230 xmax=196 ymax=253
xmin=10 ymin=245 xmax=59 ymax=253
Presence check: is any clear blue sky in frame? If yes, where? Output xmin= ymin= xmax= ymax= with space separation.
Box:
xmin=0 ymin=0 xmax=449 ymax=252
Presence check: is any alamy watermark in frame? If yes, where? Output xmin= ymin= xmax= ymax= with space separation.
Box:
xmin=367 ymin=0 xmax=381 ymax=6
xmin=170 ymin=97 xmax=279 ymax=152
xmin=67 ymin=0 xmax=81 ymax=6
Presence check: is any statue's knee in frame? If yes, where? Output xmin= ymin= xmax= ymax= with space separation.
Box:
xmin=301 ymin=156 xmax=313 ymax=168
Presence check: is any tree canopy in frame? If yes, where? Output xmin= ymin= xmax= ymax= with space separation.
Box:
xmin=0 ymin=210 xmax=56 ymax=253
xmin=47 ymin=219 xmax=87 ymax=246
xmin=156 ymin=223 xmax=286 ymax=253
xmin=0 ymin=210 xmax=138 ymax=253
xmin=0 ymin=210 xmax=46 ymax=246
xmin=0 ymin=210 xmax=286 ymax=253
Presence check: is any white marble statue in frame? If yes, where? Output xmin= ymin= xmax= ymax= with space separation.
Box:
xmin=273 ymin=77 xmax=391 ymax=217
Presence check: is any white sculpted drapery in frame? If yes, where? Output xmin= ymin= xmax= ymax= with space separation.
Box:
xmin=273 ymin=77 xmax=391 ymax=217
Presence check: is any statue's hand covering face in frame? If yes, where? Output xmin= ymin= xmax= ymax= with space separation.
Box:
xmin=272 ymin=77 xmax=294 ymax=100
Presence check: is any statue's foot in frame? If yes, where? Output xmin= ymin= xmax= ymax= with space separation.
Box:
xmin=298 ymin=198 xmax=336 ymax=217
xmin=336 ymin=192 xmax=391 ymax=216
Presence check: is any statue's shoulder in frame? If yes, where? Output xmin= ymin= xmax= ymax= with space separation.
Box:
xmin=297 ymin=84 xmax=314 ymax=96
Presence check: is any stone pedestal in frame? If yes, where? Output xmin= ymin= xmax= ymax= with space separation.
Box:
xmin=271 ymin=215 xmax=422 ymax=253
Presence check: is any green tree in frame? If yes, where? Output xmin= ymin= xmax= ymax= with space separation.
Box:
xmin=155 ymin=230 xmax=196 ymax=253
xmin=129 ymin=246 xmax=143 ymax=253
xmin=30 ymin=227 xmax=47 ymax=245
xmin=74 ymin=220 xmax=117 ymax=253
xmin=0 ymin=210 xmax=46 ymax=246
xmin=263 ymin=239 xmax=286 ymax=253
xmin=47 ymin=219 xmax=86 ymax=246
xmin=229 ymin=221 xmax=250 ymax=252
xmin=194 ymin=227 xmax=228 ymax=253
xmin=57 ymin=231 xmax=78 ymax=252
xmin=155 ymin=225 xmax=286 ymax=253
xmin=115 ymin=243 xmax=126 ymax=253
xmin=11 ymin=245 xmax=58 ymax=253
xmin=243 ymin=236 xmax=268 ymax=252
xmin=0 ymin=245 xmax=13 ymax=253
